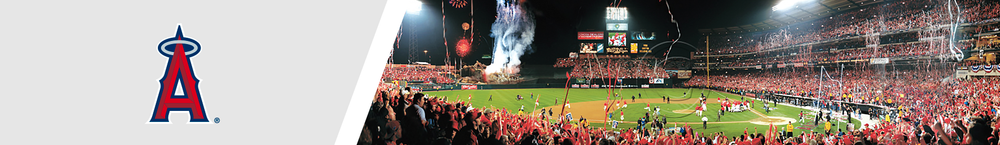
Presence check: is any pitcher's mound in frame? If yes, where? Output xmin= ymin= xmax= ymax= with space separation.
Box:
xmin=749 ymin=117 xmax=796 ymax=125
xmin=672 ymin=109 xmax=696 ymax=114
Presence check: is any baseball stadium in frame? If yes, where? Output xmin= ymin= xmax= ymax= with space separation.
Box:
xmin=359 ymin=0 xmax=1000 ymax=144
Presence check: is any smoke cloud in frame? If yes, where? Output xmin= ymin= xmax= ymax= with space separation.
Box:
xmin=484 ymin=0 xmax=535 ymax=74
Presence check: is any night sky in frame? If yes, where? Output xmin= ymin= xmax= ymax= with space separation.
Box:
xmin=393 ymin=0 xmax=778 ymax=65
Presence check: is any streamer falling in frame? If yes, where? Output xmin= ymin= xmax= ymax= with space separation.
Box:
xmin=485 ymin=0 xmax=535 ymax=74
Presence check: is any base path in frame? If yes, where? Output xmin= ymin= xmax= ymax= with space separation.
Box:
xmin=532 ymin=98 xmax=689 ymax=123
xmin=672 ymin=109 xmax=695 ymax=114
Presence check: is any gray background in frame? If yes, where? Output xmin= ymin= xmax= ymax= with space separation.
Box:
xmin=0 ymin=0 xmax=391 ymax=144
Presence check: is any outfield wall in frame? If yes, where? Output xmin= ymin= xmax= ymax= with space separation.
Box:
xmin=769 ymin=93 xmax=893 ymax=115
xmin=705 ymin=86 xmax=894 ymax=119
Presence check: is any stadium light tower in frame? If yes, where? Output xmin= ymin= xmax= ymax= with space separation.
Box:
xmin=405 ymin=0 xmax=423 ymax=64
xmin=406 ymin=0 xmax=423 ymax=14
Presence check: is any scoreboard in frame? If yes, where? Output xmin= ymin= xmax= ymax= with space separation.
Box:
xmin=575 ymin=7 xmax=658 ymax=55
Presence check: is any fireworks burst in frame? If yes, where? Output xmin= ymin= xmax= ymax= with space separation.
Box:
xmin=456 ymin=37 xmax=471 ymax=58
xmin=450 ymin=0 xmax=467 ymax=8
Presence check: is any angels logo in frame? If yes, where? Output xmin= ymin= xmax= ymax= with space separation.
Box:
xmin=148 ymin=25 xmax=210 ymax=123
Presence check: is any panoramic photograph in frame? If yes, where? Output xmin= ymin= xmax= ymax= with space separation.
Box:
xmin=358 ymin=0 xmax=1000 ymax=144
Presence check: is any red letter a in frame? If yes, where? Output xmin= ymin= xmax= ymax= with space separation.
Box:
xmin=149 ymin=39 xmax=208 ymax=123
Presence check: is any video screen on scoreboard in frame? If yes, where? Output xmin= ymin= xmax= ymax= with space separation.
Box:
xmin=580 ymin=43 xmax=605 ymax=53
xmin=608 ymin=32 xmax=627 ymax=46
xmin=630 ymin=31 xmax=655 ymax=40
xmin=607 ymin=23 xmax=628 ymax=31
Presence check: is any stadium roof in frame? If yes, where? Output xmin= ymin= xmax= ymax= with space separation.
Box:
xmin=698 ymin=0 xmax=884 ymax=35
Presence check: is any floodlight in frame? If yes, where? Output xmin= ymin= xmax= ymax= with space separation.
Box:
xmin=406 ymin=0 xmax=423 ymax=14
xmin=772 ymin=0 xmax=809 ymax=11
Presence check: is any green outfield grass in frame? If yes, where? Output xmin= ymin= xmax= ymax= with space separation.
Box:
xmin=592 ymin=122 xmax=781 ymax=136
xmin=613 ymin=103 xmax=760 ymax=122
xmin=422 ymin=88 xmax=860 ymax=136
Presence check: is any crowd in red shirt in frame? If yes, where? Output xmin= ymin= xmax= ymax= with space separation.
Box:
xmin=698 ymin=0 xmax=999 ymax=56
xmin=720 ymin=40 xmax=974 ymax=68
xmin=684 ymin=68 xmax=957 ymax=105
xmin=382 ymin=66 xmax=455 ymax=84
xmin=961 ymin=0 xmax=1000 ymax=23
xmin=555 ymin=58 xmax=679 ymax=79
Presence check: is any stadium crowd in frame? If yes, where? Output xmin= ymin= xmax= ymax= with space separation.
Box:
xmin=555 ymin=58 xmax=676 ymax=79
xmin=698 ymin=0 xmax=999 ymax=56
xmin=382 ymin=66 xmax=455 ymax=84
xmin=720 ymin=40 xmax=973 ymax=68
xmin=684 ymin=68 xmax=956 ymax=105
xmin=962 ymin=0 xmax=1000 ymax=23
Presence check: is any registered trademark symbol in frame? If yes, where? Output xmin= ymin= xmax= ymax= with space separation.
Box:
xmin=214 ymin=117 xmax=220 ymax=124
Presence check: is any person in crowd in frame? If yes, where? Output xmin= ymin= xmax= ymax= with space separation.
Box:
xmin=787 ymin=122 xmax=794 ymax=138
xmin=401 ymin=93 xmax=428 ymax=145
xmin=702 ymin=116 xmax=708 ymax=129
